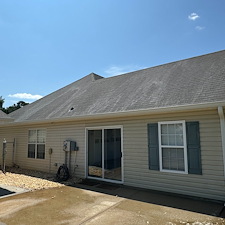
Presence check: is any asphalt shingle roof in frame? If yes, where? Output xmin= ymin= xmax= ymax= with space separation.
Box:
xmin=10 ymin=50 xmax=225 ymax=122
xmin=0 ymin=110 xmax=12 ymax=120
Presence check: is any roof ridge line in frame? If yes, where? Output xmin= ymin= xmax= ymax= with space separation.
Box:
xmin=101 ymin=49 xmax=225 ymax=80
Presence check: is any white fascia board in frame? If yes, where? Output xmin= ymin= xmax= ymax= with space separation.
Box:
xmin=1 ymin=101 xmax=225 ymax=127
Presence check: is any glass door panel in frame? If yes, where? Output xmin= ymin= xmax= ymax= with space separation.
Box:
xmin=104 ymin=129 xmax=122 ymax=181
xmin=88 ymin=130 xmax=102 ymax=178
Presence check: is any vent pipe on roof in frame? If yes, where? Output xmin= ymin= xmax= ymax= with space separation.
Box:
xmin=218 ymin=106 xmax=225 ymax=179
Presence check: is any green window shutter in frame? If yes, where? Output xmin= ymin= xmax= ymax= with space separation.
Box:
xmin=148 ymin=123 xmax=159 ymax=170
xmin=186 ymin=121 xmax=202 ymax=175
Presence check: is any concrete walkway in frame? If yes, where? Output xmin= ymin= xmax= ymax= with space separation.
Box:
xmin=0 ymin=182 xmax=224 ymax=225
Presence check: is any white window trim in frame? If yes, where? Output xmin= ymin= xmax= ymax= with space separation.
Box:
xmin=28 ymin=129 xmax=46 ymax=159
xmin=158 ymin=121 xmax=188 ymax=174
xmin=85 ymin=125 xmax=124 ymax=184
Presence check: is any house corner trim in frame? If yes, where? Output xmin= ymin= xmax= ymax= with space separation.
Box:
xmin=218 ymin=106 xmax=225 ymax=178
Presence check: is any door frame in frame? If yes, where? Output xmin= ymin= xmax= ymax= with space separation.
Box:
xmin=85 ymin=125 xmax=124 ymax=184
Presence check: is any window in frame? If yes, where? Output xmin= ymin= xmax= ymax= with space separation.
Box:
xmin=148 ymin=121 xmax=202 ymax=175
xmin=158 ymin=121 xmax=187 ymax=173
xmin=28 ymin=129 xmax=46 ymax=159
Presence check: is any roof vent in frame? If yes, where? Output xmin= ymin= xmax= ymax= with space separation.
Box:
xmin=68 ymin=107 xmax=74 ymax=112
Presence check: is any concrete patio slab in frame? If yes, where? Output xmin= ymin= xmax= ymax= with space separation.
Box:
xmin=75 ymin=181 xmax=224 ymax=217
xmin=0 ymin=185 xmax=224 ymax=225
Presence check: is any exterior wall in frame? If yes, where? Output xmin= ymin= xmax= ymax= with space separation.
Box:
xmin=0 ymin=123 xmax=85 ymax=178
xmin=125 ymin=110 xmax=225 ymax=201
xmin=0 ymin=119 xmax=13 ymax=124
xmin=85 ymin=109 xmax=225 ymax=201
xmin=0 ymin=126 xmax=15 ymax=167
xmin=0 ymin=108 xmax=224 ymax=201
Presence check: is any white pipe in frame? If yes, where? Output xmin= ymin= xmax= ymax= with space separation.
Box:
xmin=218 ymin=106 xmax=225 ymax=178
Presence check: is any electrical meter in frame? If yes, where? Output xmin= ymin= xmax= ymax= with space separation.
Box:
xmin=63 ymin=140 xmax=79 ymax=151
xmin=63 ymin=140 xmax=70 ymax=152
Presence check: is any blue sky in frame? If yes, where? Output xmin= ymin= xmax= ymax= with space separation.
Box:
xmin=1 ymin=0 xmax=225 ymax=107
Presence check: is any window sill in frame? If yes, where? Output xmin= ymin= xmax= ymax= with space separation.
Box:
xmin=27 ymin=157 xmax=45 ymax=160
xmin=160 ymin=169 xmax=188 ymax=175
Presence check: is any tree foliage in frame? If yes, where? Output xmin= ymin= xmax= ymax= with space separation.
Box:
xmin=0 ymin=98 xmax=29 ymax=114
xmin=0 ymin=96 xmax=4 ymax=109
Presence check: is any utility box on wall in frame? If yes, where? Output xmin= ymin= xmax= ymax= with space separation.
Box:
xmin=63 ymin=140 xmax=79 ymax=151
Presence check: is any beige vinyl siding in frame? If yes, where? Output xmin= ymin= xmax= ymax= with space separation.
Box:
xmin=0 ymin=127 xmax=16 ymax=167
xmin=0 ymin=123 xmax=85 ymax=178
xmin=0 ymin=108 xmax=224 ymax=201
xmin=46 ymin=123 xmax=85 ymax=178
xmin=0 ymin=119 xmax=13 ymax=124
xmin=85 ymin=109 xmax=225 ymax=201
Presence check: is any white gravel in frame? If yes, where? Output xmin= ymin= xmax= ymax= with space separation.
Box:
xmin=0 ymin=167 xmax=64 ymax=190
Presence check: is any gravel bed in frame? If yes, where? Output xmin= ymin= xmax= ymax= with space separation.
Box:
xmin=0 ymin=167 xmax=65 ymax=191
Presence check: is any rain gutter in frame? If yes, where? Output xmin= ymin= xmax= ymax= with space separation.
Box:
xmin=1 ymin=101 xmax=225 ymax=127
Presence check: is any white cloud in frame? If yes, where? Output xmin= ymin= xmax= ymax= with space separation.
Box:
xmin=8 ymin=93 xmax=43 ymax=100
xmin=105 ymin=65 xmax=146 ymax=76
xmin=8 ymin=100 xmax=18 ymax=105
xmin=188 ymin=13 xmax=200 ymax=21
xmin=195 ymin=26 xmax=205 ymax=31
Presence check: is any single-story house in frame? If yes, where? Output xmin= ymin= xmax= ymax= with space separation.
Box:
xmin=1 ymin=50 xmax=225 ymax=201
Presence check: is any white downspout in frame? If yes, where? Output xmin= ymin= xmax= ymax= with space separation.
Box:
xmin=218 ymin=106 xmax=225 ymax=178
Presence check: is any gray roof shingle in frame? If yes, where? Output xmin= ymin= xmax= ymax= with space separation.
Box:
xmin=0 ymin=110 xmax=12 ymax=120
xmin=10 ymin=50 xmax=225 ymax=122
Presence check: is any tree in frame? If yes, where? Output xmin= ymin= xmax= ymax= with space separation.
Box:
xmin=0 ymin=99 xmax=29 ymax=114
xmin=17 ymin=101 xmax=29 ymax=108
xmin=0 ymin=96 xmax=4 ymax=109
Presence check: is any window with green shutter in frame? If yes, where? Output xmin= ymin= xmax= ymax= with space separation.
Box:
xmin=148 ymin=121 xmax=202 ymax=175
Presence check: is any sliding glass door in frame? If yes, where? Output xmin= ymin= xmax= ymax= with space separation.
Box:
xmin=88 ymin=130 xmax=103 ymax=178
xmin=87 ymin=127 xmax=123 ymax=182
xmin=104 ymin=129 xmax=122 ymax=181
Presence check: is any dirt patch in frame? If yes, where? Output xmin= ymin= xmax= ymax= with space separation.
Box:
xmin=0 ymin=167 xmax=65 ymax=190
